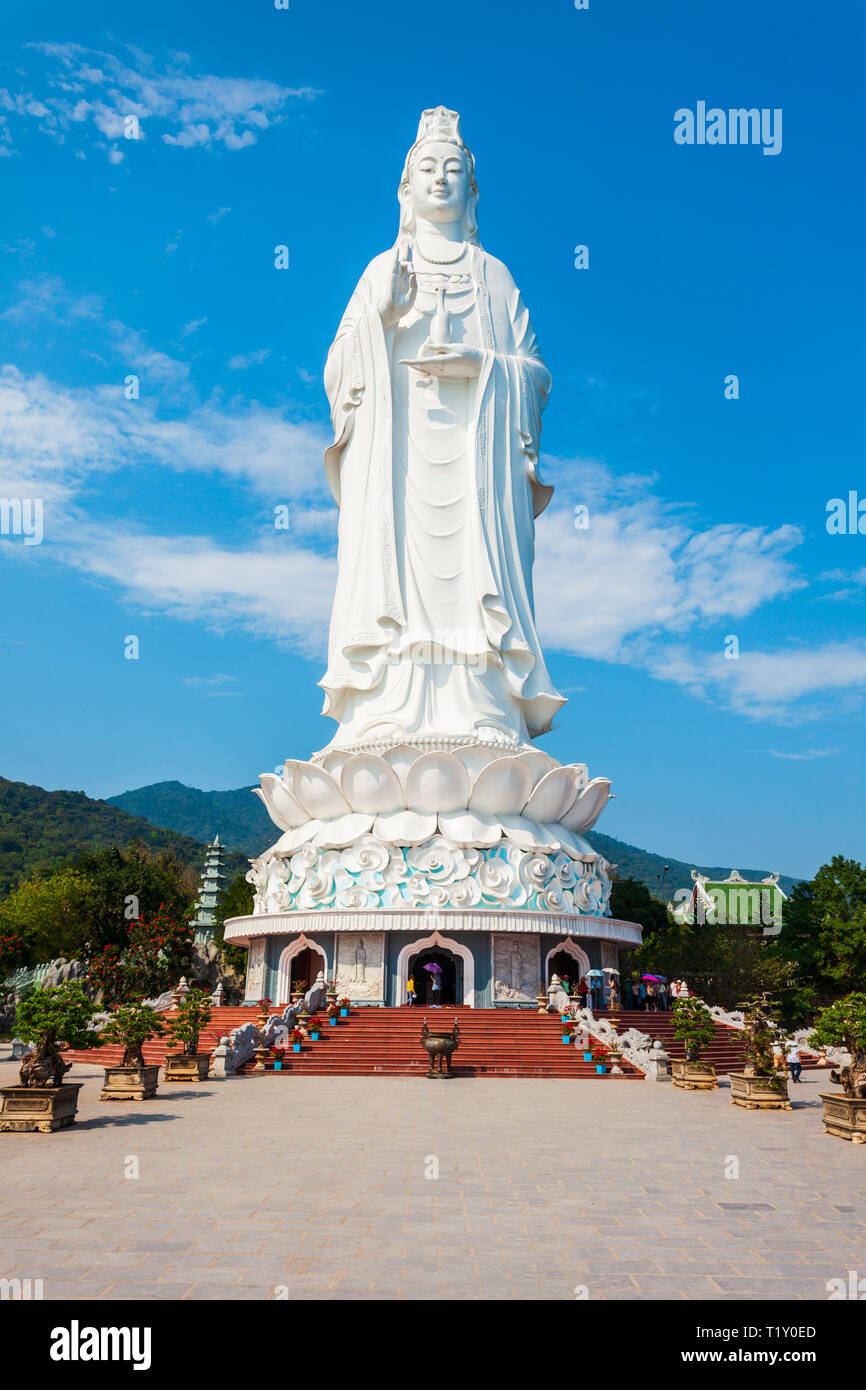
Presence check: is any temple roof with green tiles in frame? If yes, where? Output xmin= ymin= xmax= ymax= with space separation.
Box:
xmin=673 ymin=869 xmax=786 ymax=930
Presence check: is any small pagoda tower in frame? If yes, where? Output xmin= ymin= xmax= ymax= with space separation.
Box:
xmin=191 ymin=835 xmax=228 ymax=943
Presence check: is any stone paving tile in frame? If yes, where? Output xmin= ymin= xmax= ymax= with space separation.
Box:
xmin=1 ymin=1058 xmax=864 ymax=1301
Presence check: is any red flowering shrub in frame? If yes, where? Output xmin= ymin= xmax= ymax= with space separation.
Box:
xmin=88 ymin=905 xmax=194 ymax=1006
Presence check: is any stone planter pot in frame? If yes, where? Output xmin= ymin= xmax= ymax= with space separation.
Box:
xmin=671 ymin=1059 xmax=717 ymax=1091
xmin=730 ymin=1071 xmax=791 ymax=1111
xmin=100 ymin=1065 xmax=160 ymax=1102
xmin=821 ymin=1091 xmax=866 ymax=1144
xmin=163 ymin=1053 xmax=210 ymax=1083
xmin=0 ymin=1083 xmax=84 ymax=1132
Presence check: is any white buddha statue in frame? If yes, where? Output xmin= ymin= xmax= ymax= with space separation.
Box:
xmin=319 ymin=106 xmax=564 ymax=754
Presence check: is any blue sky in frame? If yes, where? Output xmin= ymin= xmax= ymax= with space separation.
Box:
xmin=0 ymin=0 xmax=864 ymax=881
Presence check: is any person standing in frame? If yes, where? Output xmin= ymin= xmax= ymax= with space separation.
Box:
xmin=406 ymin=974 xmax=416 ymax=1007
xmin=786 ymin=1043 xmax=802 ymax=1084
xmin=637 ymin=979 xmax=647 ymax=1011
xmin=431 ymin=972 xmax=442 ymax=1008
xmin=646 ymin=981 xmax=657 ymax=1012
xmin=577 ymin=976 xmax=589 ymax=1009
xmin=658 ymin=981 xmax=668 ymax=1010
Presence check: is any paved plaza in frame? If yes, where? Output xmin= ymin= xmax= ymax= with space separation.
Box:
xmin=1 ymin=1048 xmax=864 ymax=1301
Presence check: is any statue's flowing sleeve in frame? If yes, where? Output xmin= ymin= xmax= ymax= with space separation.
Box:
xmin=320 ymin=257 xmax=404 ymax=721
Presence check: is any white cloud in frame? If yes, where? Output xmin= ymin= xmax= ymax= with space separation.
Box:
xmin=646 ymin=641 xmax=866 ymax=720
xmin=227 ymin=349 xmax=270 ymax=370
xmin=0 ymin=302 xmax=861 ymax=722
xmin=770 ymin=748 xmax=839 ymax=761
xmin=0 ymin=42 xmax=319 ymax=161
xmin=535 ymin=460 xmax=803 ymax=663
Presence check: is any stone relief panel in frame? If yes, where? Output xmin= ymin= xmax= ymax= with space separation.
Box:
xmin=492 ymin=933 xmax=539 ymax=1003
xmin=334 ymin=931 xmax=385 ymax=1001
xmin=601 ymin=942 xmax=619 ymax=971
xmin=246 ymin=938 xmax=266 ymax=1001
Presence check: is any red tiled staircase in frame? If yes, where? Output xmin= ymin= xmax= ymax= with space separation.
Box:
xmin=237 ymin=1007 xmax=644 ymax=1079
xmin=63 ymin=1005 xmax=638 ymax=1079
xmin=64 ymin=1005 xmax=819 ymax=1081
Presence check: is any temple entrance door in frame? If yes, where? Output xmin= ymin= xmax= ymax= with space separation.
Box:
xmin=408 ymin=947 xmax=461 ymax=1007
xmin=548 ymin=949 xmax=579 ymax=998
xmin=290 ymin=947 xmax=318 ymax=997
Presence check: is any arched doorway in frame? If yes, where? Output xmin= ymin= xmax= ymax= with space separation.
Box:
xmin=396 ymin=931 xmax=475 ymax=1007
xmin=544 ymin=937 xmax=591 ymax=995
xmin=547 ymin=949 xmax=580 ymax=995
xmin=408 ymin=946 xmax=462 ymax=1008
xmin=276 ymin=935 xmax=327 ymax=1005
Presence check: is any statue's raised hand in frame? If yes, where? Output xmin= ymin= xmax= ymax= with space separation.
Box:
xmin=379 ymin=240 xmax=417 ymax=330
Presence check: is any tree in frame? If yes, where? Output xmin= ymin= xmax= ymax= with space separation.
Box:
xmin=99 ymin=1002 xmax=167 ymax=1067
xmin=88 ymin=905 xmax=195 ymax=1006
xmin=0 ymin=844 xmax=197 ymax=969
xmin=810 ymin=993 xmax=866 ymax=1098
xmin=609 ymin=876 xmax=670 ymax=936
xmin=166 ymin=988 xmax=213 ymax=1057
xmin=0 ymin=868 xmax=101 ymax=967
xmin=813 ymin=857 xmax=866 ymax=993
xmin=212 ymin=870 xmax=252 ymax=975
xmin=672 ymin=995 xmax=716 ymax=1065
xmin=15 ymin=982 xmax=100 ymax=1086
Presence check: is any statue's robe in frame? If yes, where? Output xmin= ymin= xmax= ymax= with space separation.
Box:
xmin=320 ymin=243 xmax=565 ymax=748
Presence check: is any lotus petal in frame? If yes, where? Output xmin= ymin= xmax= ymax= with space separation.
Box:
xmin=381 ymin=744 xmax=423 ymax=791
xmin=516 ymin=748 xmax=559 ymax=781
xmin=500 ymin=814 xmax=561 ymax=852
xmin=405 ymin=752 xmax=469 ymax=813
xmin=271 ymin=820 xmax=325 ymax=855
xmin=340 ymin=753 xmax=404 ymax=813
xmin=313 ymin=813 xmax=374 ymax=849
xmin=453 ymin=744 xmax=499 ymax=779
xmin=373 ymin=809 xmax=438 ymax=845
xmin=290 ymin=760 xmax=350 ymax=820
xmin=468 ymin=757 xmax=533 ymax=815
xmin=256 ymin=774 xmax=307 ymax=831
xmin=438 ymin=809 xmax=501 ymax=847
xmin=544 ymin=823 xmax=590 ymax=859
xmin=319 ymin=749 xmax=350 ymax=777
xmin=523 ymin=766 xmax=580 ymax=822
xmin=560 ymin=777 xmax=611 ymax=832
xmin=556 ymin=763 xmax=590 ymax=819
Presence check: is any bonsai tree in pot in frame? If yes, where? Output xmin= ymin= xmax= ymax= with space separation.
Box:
xmin=1 ymin=982 xmax=99 ymax=1132
xmin=671 ymin=995 xmax=718 ymax=1090
xmin=98 ymin=1000 xmax=166 ymax=1102
xmin=729 ymin=994 xmax=790 ymax=1110
xmin=164 ymin=987 xmax=213 ymax=1083
xmin=811 ymin=993 xmax=866 ymax=1143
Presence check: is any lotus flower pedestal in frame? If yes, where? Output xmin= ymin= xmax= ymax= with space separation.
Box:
xmin=224 ymin=742 xmax=642 ymax=1010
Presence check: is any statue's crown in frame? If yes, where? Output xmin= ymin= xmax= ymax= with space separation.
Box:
xmin=414 ymin=106 xmax=465 ymax=148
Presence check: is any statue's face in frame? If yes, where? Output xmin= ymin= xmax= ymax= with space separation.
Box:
xmin=408 ymin=141 xmax=470 ymax=226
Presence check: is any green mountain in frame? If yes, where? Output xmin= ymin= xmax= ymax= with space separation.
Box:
xmin=0 ymin=776 xmax=246 ymax=901
xmin=107 ymin=779 xmax=801 ymax=897
xmin=108 ymin=780 xmax=273 ymax=856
